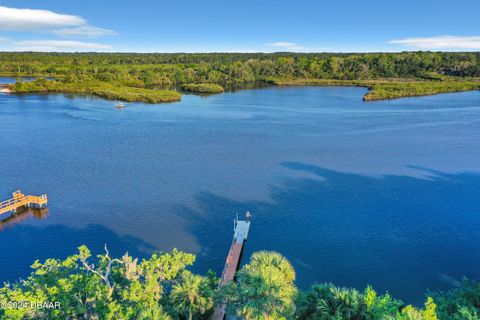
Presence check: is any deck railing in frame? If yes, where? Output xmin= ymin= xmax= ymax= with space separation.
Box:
xmin=0 ymin=191 xmax=48 ymax=215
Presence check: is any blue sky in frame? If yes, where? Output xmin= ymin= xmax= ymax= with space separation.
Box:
xmin=0 ymin=0 xmax=479 ymax=52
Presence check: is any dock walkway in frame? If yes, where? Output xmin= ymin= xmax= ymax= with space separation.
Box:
xmin=212 ymin=212 xmax=251 ymax=320
xmin=0 ymin=191 xmax=48 ymax=216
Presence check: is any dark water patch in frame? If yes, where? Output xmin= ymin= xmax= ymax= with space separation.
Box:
xmin=0 ymin=224 xmax=155 ymax=283
xmin=175 ymin=164 xmax=480 ymax=304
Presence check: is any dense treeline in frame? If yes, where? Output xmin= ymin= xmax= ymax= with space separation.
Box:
xmin=1 ymin=52 xmax=480 ymax=83
xmin=1 ymin=52 xmax=480 ymax=102
xmin=1 ymin=246 xmax=479 ymax=319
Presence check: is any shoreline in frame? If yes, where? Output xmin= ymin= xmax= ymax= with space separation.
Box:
xmin=8 ymin=80 xmax=181 ymax=104
xmin=267 ymin=78 xmax=480 ymax=101
xmin=2 ymin=51 xmax=480 ymax=103
xmin=3 ymin=77 xmax=480 ymax=103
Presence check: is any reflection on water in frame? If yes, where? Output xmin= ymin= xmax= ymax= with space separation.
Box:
xmin=146 ymin=80 xmax=274 ymax=94
xmin=0 ymin=76 xmax=54 ymax=84
xmin=0 ymin=208 xmax=49 ymax=231
xmin=1 ymin=86 xmax=480 ymax=304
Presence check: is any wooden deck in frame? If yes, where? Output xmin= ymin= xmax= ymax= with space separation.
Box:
xmin=0 ymin=191 xmax=48 ymax=216
xmin=212 ymin=213 xmax=251 ymax=320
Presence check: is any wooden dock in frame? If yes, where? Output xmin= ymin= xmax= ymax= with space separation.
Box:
xmin=212 ymin=212 xmax=251 ymax=320
xmin=0 ymin=190 xmax=48 ymax=216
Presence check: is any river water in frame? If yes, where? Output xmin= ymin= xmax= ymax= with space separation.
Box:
xmin=1 ymin=86 xmax=479 ymax=304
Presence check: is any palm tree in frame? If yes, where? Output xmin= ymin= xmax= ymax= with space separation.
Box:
xmin=137 ymin=305 xmax=172 ymax=320
xmin=227 ymin=251 xmax=297 ymax=320
xmin=295 ymin=284 xmax=367 ymax=320
xmin=170 ymin=271 xmax=214 ymax=320
xmin=247 ymin=251 xmax=296 ymax=283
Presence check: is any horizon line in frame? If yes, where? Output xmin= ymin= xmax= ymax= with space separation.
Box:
xmin=1 ymin=50 xmax=479 ymax=54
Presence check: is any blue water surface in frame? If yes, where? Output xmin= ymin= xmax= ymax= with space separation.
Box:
xmin=1 ymin=86 xmax=479 ymax=304
xmin=0 ymin=77 xmax=44 ymax=84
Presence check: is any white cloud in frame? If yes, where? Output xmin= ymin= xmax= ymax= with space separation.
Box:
xmin=389 ymin=35 xmax=480 ymax=50
xmin=0 ymin=5 xmax=116 ymax=42
xmin=266 ymin=41 xmax=305 ymax=51
xmin=14 ymin=40 xmax=111 ymax=52
xmin=268 ymin=41 xmax=297 ymax=47
xmin=53 ymin=26 xmax=117 ymax=37
xmin=0 ymin=6 xmax=85 ymax=31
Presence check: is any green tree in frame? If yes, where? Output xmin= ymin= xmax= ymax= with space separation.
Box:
xmin=225 ymin=251 xmax=297 ymax=320
xmin=247 ymin=250 xmax=296 ymax=283
xmin=1 ymin=243 xmax=480 ymax=320
xmin=295 ymin=284 xmax=367 ymax=320
xmin=399 ymin=305 xmax=424 ymax=320
xmin=0 ymin=246 xmax=197 ymax=319
xmin=430 ymin=279 xmax=480 ymax=319
xmin=423 ymin=297 xmax=438 ymax=320
xmin=397 ymin=298 xmax=438 ymax=320
xmin=169 ymin=271 xmax=215 ymax=320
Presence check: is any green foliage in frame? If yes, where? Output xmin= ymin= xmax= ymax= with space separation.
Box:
xmin=268 ymin=77 xmax=480 ymax=101
xmin=295 ymin=285 xmax=440 ymax=320
xmin=431 ymin=279 xmax=480 ymax=319
xmin=181 ymin=83 xmax=224 ymax=94
xmin=223 ymin=251 xmax=297 ymax=320
xmin=247 ymin=251 xmax=296 ymax=283
xmin=398 ymin=305 xmax=424 ymax=320
xmin=364 ymin=286 xmax=402 ymax=319
xmin=0 ymin=246 xmax=479 ymax=319
xmin=395 ymin=298 xmax=438 ymax=320
xmin=169 ymin=271 xmax=216 ymax=320
xmin=423 ymin=297 xmax=438 ymax=320
xmin=364 ymin=80 xmax=480 ymax=101
xmin=2 ymin=52 xmax=480 ymax=102
xmin=12 ymin=79 xmax=181 ymax=103
xmin=295 ymin=284 xmax=369 ymax=320
xmin=0 ymin=246 xmax=205 ymax=320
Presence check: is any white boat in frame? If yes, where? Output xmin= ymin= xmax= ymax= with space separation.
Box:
xmin=115 ymin=102 xmax=125 ymax=109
